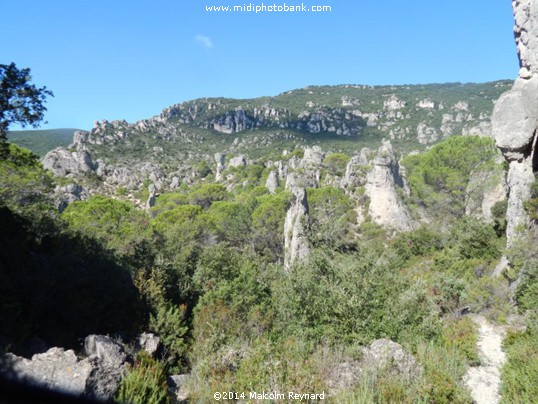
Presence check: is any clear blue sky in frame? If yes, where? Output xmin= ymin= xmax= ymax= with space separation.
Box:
xmin=1 ymin=0 xmax=518 ymax=130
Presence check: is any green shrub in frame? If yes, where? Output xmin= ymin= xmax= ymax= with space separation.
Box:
xmin=502 ymin=328 xmax=538 ymax=403
xmin=323 ymin=152 xmax=350 ymax=176
xmin=115 ymin=353 xmax=170 ymax=404
xmin=402 ymin=136 xmax=498 ymax=218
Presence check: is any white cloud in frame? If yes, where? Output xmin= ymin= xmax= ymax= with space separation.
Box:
xmin=195 ymin=34 xmax=213 ymax=49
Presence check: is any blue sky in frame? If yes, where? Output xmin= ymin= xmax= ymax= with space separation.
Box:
xmin=2 ymin=0 xmax=518 ymax=130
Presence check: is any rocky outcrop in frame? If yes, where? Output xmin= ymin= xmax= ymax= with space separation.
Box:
xmin=326 ymin=339 xmax=422 ymax=395
xmin=214 ymin=153 xmax=225 ymax=181
xmin=365 ymin=141 xmax=415 ymax=232
xmin=167 ymin=374 xmax=190 ymax=403
xmin=83 ymin=335 xmax=127 ymax=400
xmin=491 ymin=0 xmax=538 ymax=247
xmin=514 ymin=0 xmax=538 ymax=78
xmin=465 ymin=164 xmax=507 ymax=222
xmin=54 ymin=183 xmax=88 ymax=212
xmin=146 ymin=183 xmax=157 ymax=210
xmin=228 ymin=155 xmax=247 ymax=168
xmin=0 ymin=335 xmax=128 ymax=401
xmin=0 ymin=348 xmax=92 ymax=397
xmin=284 ymin=188 xmax=310 ymax=271
xmin=265 ymin=171 xmax=279 ymax=194
xmin=136 ymin=333 xmax=161 ymax=357
xmin=42 ymin=147 xmax=94 ymax=177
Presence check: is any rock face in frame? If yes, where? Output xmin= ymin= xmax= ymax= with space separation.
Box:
xmin=514 ymin=0 xmax=538 ymax=78
xmin=42 ymin=147 xmax=94 ymax=177
xmin=0 ymin=348 xmax=92 ymax=396
xmin=365 ymin=141 xmax=415 ymax=232
xmin=265 ymin=171 xmax=279 ymax=194
xmin=83 ymin=335 xmax=128 ymax=400
xmin=0 ymin=335 xmax=128 ymax=401
xmin=491 ymin=0 xmax=538 ymax=247
xmin=54 ymin=183 xmax=88 ymax=212
xmin=284 ymin=187 xmax=310 ymax=271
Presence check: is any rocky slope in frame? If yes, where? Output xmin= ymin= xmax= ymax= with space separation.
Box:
xmin=42 ymin=81 xmax=509 ymax=199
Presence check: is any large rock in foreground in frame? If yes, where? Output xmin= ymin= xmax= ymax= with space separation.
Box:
xmin=0 ymin=335 xmax=128 ymax=401
xmin=491 ymin=0 xmax=538 ymax=247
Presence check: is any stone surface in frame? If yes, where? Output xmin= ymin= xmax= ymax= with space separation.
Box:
xmin=83 ymin=335 xmax=128 ymax=400
xmin=361 ymin=339 xmax=422 ymax=380
xmin=167 ymin=374 xmax=190 ymax=403
xmin=55 ymin=183 xmax=88 ymax=212
xmin=146 ymin=183 xmax=157 ymax=210
xmin=84 ymin=335 xmax=126 ymax=369
xmin=136 ymin=333 xmax=161 ymax=357
xmin=0 ymin=338 xmax=128 ymax=401
xmin=505 ymin=160 xmax=535 ymax=246
xmin=265 ymin=171 xmax=279 ymax=194
xmin=513 ymin=0 xmax=538 ymax=76
xmin=491 ymin=0 xmax=538 ymax=248
xmin=228 ymin=155 xmax=247 ymax=168
xmin=284 ymin=187 xmax=310 ymax=270
xmin=0 ymin=348 xmax=92 ymax=396
xmin=365 ymin=141 xmax=415 ymax=232
xmin=491 ymin=76 xmax=538 ymax=159
xmin=42 ymin=147 xmax=94 ymax=177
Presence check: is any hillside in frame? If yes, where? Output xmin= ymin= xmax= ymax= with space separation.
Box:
xmin=40 ymin=80 xmax=511 ymax=201
xmin=7 ymin=128 xmax=81 ymax=156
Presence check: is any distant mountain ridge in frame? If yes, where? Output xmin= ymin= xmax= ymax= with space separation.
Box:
xmin=40 ymin=80 xmax=511 ymax=198
xmin=7 ymin=128 xmax=81 ymax=157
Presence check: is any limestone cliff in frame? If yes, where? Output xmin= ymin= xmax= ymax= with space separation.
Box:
xmin=492 ymin=0 xmax=538 ymax=247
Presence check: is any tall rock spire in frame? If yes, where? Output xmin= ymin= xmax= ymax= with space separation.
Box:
xmin=491 ymin=0 xmax=538 ymax=247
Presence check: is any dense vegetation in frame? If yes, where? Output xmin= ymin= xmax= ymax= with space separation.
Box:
xmin=1 ymin=131 xmax=537 ymax=402
xmin=7 ymin=128 xmax=79 ymax=156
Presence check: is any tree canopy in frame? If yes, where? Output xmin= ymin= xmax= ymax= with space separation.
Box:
xmin=0 ymin=63 xmax=53 ymax=141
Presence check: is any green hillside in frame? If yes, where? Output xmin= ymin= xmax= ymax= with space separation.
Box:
xmin=7 ymin=128 xmax=80 ymax=156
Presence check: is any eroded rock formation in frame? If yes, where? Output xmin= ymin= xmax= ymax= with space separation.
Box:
xmin=492 ymin=0 xmax=538 ymax=247
xmin=284 ymin=187 xmax=310 ymax=271
xmin=365 ymin=141 xmax=416 ymax=232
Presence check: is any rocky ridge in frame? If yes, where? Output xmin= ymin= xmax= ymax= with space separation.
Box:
xmin=41 ymin=81 xmax=510 ymax=204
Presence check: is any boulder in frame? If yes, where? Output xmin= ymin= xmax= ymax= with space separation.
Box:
xmin=0 ymin=336 xmax=128 ymax=401
xmin=42 ymin=147 xmax=94 ymax=177
xmin=167 ymin=374 xmax=190 ymax=403
xmin=0 ymin=348 xmax=92 ymax=396
xmin=228 ymin=155 xmax=247 ymax=168
xmin=84 ymin=335 xmax=126 ymax=368
xmin=361 ymin=339 xmax=422 ymax=380
xmin=136 ymin=333 xmax=161 ymax=357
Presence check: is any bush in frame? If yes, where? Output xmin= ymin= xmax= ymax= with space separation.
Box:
xmin=502 ymin=328 xmax=538 ymax=403
xmin=115 ymin=353 xmax=170 ymax=404
xmin=402 ymin=136 xmax=498 ymax=218
xmin=273 ymin=250 xmax=439 ymax=345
